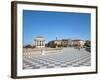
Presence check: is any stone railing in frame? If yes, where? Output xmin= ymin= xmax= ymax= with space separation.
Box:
xmin=23 ymin=48 xmax=63 ymax=56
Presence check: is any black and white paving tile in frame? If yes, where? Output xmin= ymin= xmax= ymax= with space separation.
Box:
xmin=23 ymin=47 xmax=91 ymax=69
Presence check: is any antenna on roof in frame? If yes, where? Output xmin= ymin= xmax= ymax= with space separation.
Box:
xmin=56 ymin=37 xmax=57 ymax=40
xmin=56 ymin=35 xmax=58 ymax=40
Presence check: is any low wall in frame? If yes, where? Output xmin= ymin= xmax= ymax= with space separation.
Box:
xmin=23 ymin=48 xmax=62 ymax=56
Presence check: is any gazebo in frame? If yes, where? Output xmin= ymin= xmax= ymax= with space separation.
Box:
xmin=34 ymin=36 xmax=45 ymax=48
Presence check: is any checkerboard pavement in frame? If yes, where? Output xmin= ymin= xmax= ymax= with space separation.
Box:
xmin=23 ymin=47 xmax=91 ymax=69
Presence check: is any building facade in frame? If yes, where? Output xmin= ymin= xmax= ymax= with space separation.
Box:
xmin=47 ymin=40 xmax=62 ymax=48
xmin=47 ymin=39 xmax=85 ymax=48
xmin=72 ymin=40 xmax=85 ymax=48
xmin=61 ymin=39 xmax=73 ymax=47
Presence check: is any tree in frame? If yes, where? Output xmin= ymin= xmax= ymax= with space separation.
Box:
xmin=84 ymin=40 xmax=91 ymax=47
xmin=24 ymin=44 xmax=33 ymax=48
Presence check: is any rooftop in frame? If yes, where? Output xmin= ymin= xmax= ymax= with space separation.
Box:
xmin=36 ymin=36 xmax=44 ymax=38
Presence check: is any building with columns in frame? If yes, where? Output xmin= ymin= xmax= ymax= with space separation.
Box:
xmin=34 ymin=36 xmax=45 ymax=48
xmin=47 ymin=39 xmax=85 ymax=48
xmin=72 ymin=39 xmax=85 ymax=48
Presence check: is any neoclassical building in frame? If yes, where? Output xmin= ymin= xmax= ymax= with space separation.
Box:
xmin=47 ymin=39 xmax=85 ymax=48
xmin=72 ymin=39 xmax=85 ymax=48
xmin=34 ymin=36 xmax=45 ymax=48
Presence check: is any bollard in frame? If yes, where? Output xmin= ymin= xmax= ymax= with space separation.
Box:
xmin=41 ymin=48 xmax=45 ymax=55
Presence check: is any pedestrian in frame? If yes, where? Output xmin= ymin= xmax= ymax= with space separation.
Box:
xmin=78 ymin=46 xmax=80 ymax=51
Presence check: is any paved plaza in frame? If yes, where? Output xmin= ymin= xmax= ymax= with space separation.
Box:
xmin=23 ymin=47 xmax=91 ymax=69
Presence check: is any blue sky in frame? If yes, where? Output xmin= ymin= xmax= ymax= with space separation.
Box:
xmin=23 ymin=10 xmax=91 ymax=45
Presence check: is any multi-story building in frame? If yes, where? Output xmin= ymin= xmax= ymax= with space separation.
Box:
xmin=47 ymin=39 xmax=85 ymax=48
xmin=47 ymin=39 xmax=73 ymax=48
xmin=47 ymin=40 xmax=62 ymax=48
xmin=72 ymin=39 xmax=85 ymax=48
xmin=61 ymin=39 xmax=72 ymax=47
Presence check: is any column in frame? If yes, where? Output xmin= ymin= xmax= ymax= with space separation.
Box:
xmin=41 ymin=41 xmax=43 ymax=47
xmin=37 ymin=40 xmax=38 ymax=48
xmin=39 ymin=41 xmax=40 ymax=47
xmin=35 ymin=40 xmax=36 ymax=47
xmin=40 ymin=41 xmax=42 ymax=46
xmin=43 ymin=40 xmax=45 ymax=47
xmin=41 ymin=40 xmax=43 ymax=48
xmin=35 ymin=40 xmax=37 ymax=48
xmin=37 ymin=40 xmax=39 ymax=47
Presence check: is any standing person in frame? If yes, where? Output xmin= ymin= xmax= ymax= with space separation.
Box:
xmin=78 ymin=42 xmax=81 ymax=51
xmin=78 ymin=46 xmax=80 ymax=51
